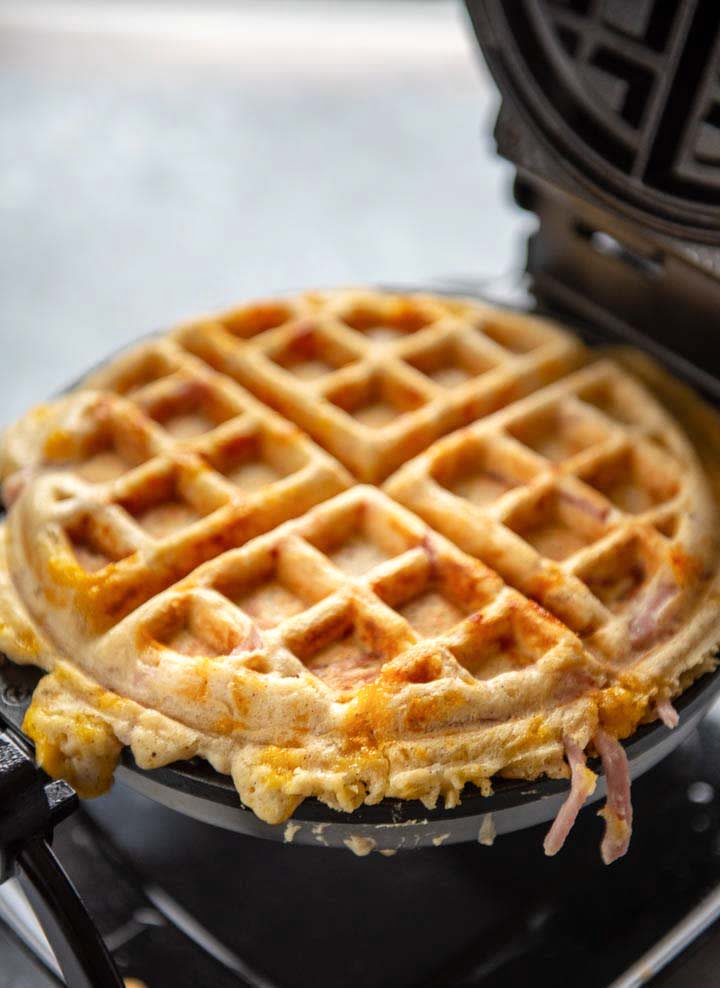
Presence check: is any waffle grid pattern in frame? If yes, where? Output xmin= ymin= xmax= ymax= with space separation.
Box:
xmin=387 ymin=358 xmax=690 ymax=668
xmin=42 ymin=339 xmax=350 ymax=626
xmin=170 ymin=290 xmax=583 ymax=482
xmin=5 ymin=294 xmax=701 ymax=687
xmin=134 ymin=485 xmax=583 ymax=701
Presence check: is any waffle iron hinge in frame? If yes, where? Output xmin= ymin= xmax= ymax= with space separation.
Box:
xmin=493 ymin=101 xmax=720 ymax=371
xmin=0 ymin=730 xmax=124 ymax=987
xmin=0 ymin=731 xmax=77 ymax=884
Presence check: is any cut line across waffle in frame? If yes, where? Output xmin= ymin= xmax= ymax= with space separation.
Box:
xmin=169 ymin=289 xmax=585 ymax=482
xmin=137 ymin=485 xmax=584 ymax=696
xmin=386 ymin=359 xmax=702 ymax=667
xmin=1 ymin=288 xmax=719 ymax=848
xmin=0 ymin=343 xmax=351 ymax=629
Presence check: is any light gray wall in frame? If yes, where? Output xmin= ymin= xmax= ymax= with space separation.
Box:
xmin=0 ymin=1 xmax=530 ymax=421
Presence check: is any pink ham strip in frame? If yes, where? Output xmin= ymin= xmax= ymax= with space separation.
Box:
xmin=1 ymin=467 xmax=34 ymax=509
xmin=594 ymin=729 xmax=633 ymax=865
xmin=628 ymin=580 xmax=679 ymax=650
xmin=558 ymin=488 xmax=609 ymax=522
xmin=656 ymin=697 xmax=679 ymax=730
xmin=543 ymin=738 xmax=597 ymax=856
xmin=231 ymin=622 xmax=263 ymax=655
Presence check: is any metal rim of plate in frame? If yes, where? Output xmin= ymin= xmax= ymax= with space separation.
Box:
xmin=1 ymin=283 xmax=720 ymax=849
xmin=3 ymin=660 xmax=719 ymax=850
xmin=117 ymin=671 xmax=720 ymax=849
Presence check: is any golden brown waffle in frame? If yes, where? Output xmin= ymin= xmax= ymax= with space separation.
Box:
xmin=0 ymin=341 xmax=350 ymax=633
xmin=386 ymin=357 xmax=719 ymax=687
xmin=1 ymin=288 xmax=719 ymax=858
xmin=171 ymin=289 xmax=584 ymax=482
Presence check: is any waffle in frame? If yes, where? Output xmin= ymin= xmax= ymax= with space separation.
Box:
xmin=171 ymin=289 xmax=584 ymax=482
xmin=386 ymin=356 xmax=720 ymax=687
xmin=1 ymin=288 xmax=719 ymax=861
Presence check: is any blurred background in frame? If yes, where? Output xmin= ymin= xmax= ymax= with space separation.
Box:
xmin=5 ymin=8 xmax=720 ymax=988
xmin=0 ymin=0 xmax=529 ymax=422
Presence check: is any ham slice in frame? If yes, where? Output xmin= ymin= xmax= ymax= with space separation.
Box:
xmin=628 ymin=580 xmax=679 ymax=650
xmin=656 ymin=697 xmax=679 ymax=729
xmin=1 ymin=467 xmax=34 ymax=508
xmin=594 ymin=729 xmax=633 ymax=864
xmin=543 ymin=738 xmax=597 ymax=856
xmin=231 ymin=622 xmax=263 ymax=654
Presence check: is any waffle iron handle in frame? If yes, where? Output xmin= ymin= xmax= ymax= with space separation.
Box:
xmin=0 ymin=731 xmax=124 ymax=988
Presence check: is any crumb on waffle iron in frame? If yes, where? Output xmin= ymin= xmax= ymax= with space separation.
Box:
xmin=1 ymin=288 xmax=719 ymax=863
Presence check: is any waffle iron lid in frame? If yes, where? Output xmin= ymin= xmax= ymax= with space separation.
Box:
xmin=464 ymin=1 xmax=720 ymax=237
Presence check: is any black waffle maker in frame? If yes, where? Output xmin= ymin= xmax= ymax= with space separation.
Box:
xmin=467 ymin=0 xmax=720 ymax=362
xmin=2 ymin=3 xmax=720 ymax=985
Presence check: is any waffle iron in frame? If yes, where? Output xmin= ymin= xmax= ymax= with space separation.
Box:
xmin=2 ymin=2 xmax=720 ymax=985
